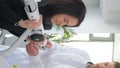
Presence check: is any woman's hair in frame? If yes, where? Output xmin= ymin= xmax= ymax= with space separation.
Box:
xmin=114 ymin=62 xmax=120 ymax=68
xmin=39 ymin=0 xmax=86 ymax=27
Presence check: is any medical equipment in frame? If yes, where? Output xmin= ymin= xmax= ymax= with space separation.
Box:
xmin=24 ymin=0 xmax=45 ymax=42
xmin=23 ymin=0 xmax=48 ymax=50
xmin=0 ymin=0 xmax=48 ymax=57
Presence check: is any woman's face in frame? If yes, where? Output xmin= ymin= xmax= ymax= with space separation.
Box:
xmin=89 ymin=62 xmax=115 ymax=68
xmin=50 ymin=14 xmax=78 ymax=27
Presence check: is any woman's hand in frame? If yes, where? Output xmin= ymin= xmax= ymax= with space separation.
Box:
xmin=26 ymin=41 xmax=40 ymax=56
xmin=19 ymin=15 xmax=43 ymax=29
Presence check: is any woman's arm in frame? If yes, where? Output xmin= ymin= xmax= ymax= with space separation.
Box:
xmin=0 ymin=0 xmax=43 ymax=29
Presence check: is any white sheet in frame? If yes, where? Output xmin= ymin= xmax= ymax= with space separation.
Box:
xmin=0 ymin=45 xmax=29 ymax=68
xmin=0 ymin=56 xmax=12 ymax=68
xmin=0 ymin=44 xmax=91 ymax=68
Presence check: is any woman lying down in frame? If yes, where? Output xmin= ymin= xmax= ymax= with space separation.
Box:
xmin=1 ymin=40 xmax=120 ymax=68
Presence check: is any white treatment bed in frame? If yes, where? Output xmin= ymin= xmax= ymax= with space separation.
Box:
xmin=0 ymin=45 xmax=30 ymax=68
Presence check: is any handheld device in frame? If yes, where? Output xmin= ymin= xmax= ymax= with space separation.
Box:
xmin=23 ymin=0 xmax=44 ymax=42
xmin=23 ymin=0 xmax=47 ymax=50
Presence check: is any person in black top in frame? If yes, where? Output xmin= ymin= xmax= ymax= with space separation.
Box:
xmin=0 ymin=0 xmax=86 ymax=37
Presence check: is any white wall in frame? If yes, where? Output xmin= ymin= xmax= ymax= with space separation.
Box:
xmin=83 ymin=0 xmax=99 ymax=6
xmin=100 ymin=0 xmax=120 ymax=23
xmin=113 ymin=34 xmax=120 ymax=62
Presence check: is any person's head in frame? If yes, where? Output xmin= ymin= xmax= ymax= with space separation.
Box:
xmin=88 ymin=61 xmax=120 ymax=68
xmin=39 ymin=0 xmax=86 ymax=27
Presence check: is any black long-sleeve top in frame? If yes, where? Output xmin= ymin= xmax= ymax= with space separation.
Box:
xmin=0 ymin=0 xmax=52 ymax=36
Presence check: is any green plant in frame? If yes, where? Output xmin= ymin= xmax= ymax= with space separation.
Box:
xmin=48 ymin=25 xmax=76 ymax=43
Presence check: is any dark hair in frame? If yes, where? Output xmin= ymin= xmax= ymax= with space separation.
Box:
xmin=114 ymin=62 xmax=120 ymax=68
xmin=39 ymin=0 xmax=86 ymax=27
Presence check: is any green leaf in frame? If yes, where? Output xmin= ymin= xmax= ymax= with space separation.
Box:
xmin=49 ymin=25 xmax=76 ymax=43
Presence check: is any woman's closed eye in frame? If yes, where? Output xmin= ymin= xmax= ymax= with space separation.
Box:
xmin=64 ymin=18 xmax=69 ymax=25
